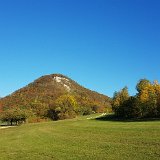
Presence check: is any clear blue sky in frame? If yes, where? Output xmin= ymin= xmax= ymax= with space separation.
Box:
xmin=0 ymin=0 xmax=160 ymax=97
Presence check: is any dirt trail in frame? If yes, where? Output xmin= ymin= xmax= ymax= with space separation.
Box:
xmin=0 ymin=126 xmax=15 ymax=129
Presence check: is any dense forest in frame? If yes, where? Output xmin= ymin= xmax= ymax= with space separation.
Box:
xmin=1 ymin=75 xmax=160 ymax=125
xmin=112 ymin=79 xmax=160 ymax=119
xmin=0 ymin=74 xmax=111 ymax=124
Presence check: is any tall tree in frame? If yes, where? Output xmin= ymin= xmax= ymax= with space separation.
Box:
xmin=112 ymin=87 xmax=129 ymax=117
xmin=136 ymin=79 xmax=157 ymax=117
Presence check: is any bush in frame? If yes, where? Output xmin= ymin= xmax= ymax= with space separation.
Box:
xmin=0 ymin=107 xmax=32 ymax=125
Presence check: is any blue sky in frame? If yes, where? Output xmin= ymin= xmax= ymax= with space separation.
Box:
xmin=0 ymin=0 xmax=160 ymax=97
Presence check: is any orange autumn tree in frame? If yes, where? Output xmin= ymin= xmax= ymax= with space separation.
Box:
xmin=112 ymin=79 xmax=160 ymax=118
xmin=136 ymin=79 xmax=157 ymax=117
xmin=153 ymin=80 xmax=160 ymax=116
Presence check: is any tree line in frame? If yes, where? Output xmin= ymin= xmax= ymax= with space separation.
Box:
xmin=0 ymin=95 xmax=110 ymax=125
xmin=1 ymin=78 xmax=159 ymax=125
xmin=112 ymin=79 xmax=160 ymax=119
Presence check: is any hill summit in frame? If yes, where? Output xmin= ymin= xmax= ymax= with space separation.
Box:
xmin=0 ymin=74 xmax=111 ymax=121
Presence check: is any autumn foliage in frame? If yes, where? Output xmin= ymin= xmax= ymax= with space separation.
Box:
xmin=0 ymin=74 xmax=111 ymax=123
xmin=112 ymin=79 xmax=160 ymax=118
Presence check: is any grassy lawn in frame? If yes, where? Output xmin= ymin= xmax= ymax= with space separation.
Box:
xmin=0 ymin=115 xmax=160 ymax=160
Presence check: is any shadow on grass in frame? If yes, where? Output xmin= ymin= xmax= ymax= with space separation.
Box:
xmin=0 ymin=124 xmax=12 ymax=127
xmin=0 ymin=122 xmax=15 ymax=127
xmin=95 ymin=114 xmax=160 ymax=122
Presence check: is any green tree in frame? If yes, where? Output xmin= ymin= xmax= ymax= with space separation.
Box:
xmin=136 ymin=79 xmax=151 ymax=93
xmin=113 ymin=79 xmax=160 ymax=119
xmin=0 ymin=107 xmax=32 ymax=125
xmin=49 ymin=95 xmax=78 ymax=120
xmin=112 ymin=87 xmax=129 ymax=117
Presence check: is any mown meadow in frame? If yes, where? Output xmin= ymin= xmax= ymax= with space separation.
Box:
xmin=0 ymin=115 xmax=160 ymax=160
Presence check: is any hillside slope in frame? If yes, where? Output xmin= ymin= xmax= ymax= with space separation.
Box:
xmin=0 ymin=74 xmax=111 ymax=118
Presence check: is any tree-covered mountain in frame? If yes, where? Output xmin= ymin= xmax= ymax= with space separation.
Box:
xmin=0 ymin=74 xmax=111 ymax=122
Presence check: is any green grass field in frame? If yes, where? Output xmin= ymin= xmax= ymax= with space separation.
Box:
xmin=0 ymin=114 xmax=160 ymax=160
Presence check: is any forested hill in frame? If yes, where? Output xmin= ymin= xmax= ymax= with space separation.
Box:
xmin=0 ymin=74 xmax=111 ymax=117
